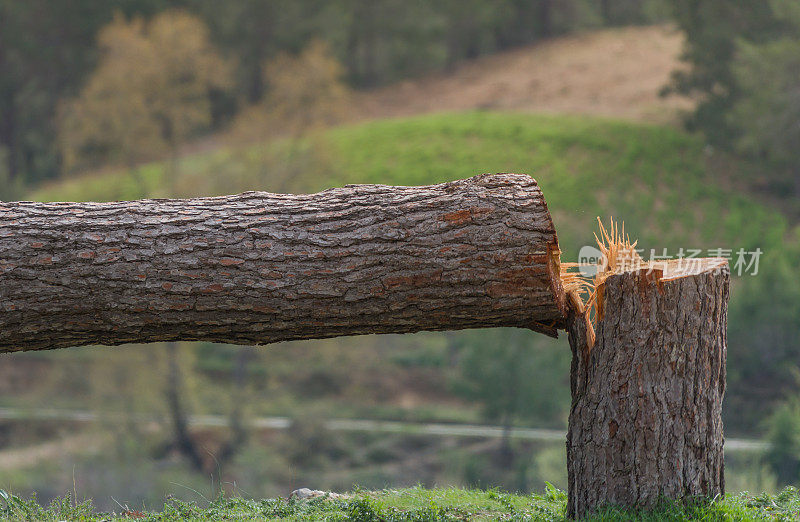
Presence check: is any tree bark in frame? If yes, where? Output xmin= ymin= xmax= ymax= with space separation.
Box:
xmin=566 ymin=258 xmax=729 ymax=518
xmin=0 ymin=173 xmax=567 ymax=352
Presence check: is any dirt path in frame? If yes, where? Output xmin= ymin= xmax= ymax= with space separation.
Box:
xmin=0 ymin=433 xmax=106 ymax=470
xmin=0 ymin=409 xmax=766 ymax=471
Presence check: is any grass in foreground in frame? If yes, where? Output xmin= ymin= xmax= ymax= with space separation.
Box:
xmin=2 ymin=486 xmax=800 ymax=521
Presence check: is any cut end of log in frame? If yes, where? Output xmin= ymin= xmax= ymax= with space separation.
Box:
xmin=533 ymin=207 xmax=570 ymax=338
xmin=655 ymin=256 xmax=729 ymax=280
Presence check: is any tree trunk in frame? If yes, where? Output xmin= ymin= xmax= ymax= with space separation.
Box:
xmin=538 ymin=0 xmax=553 ymax=38
xmin=164 ymin=341 xmax=205 ymax=472
xmin=0 ymin=89 xmax=18 ymax=183
xmin=0 ymin=173 xmax=567 ymax=352
xmin=600 ymin=0 xmax=611 ymax=25
xmin=566 ymin=258 xmax=729 ymax=518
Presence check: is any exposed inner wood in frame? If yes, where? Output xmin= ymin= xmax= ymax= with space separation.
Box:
xmin=654 ymin=257 xmax=729 ymax=280
xmin=560 ymin=216 xmax=729 ymax=354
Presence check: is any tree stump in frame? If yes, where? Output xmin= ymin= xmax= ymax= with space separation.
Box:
xmin=0 ymin=173 xmax=567 ymax=352
xmin=566 ymin=258 xmax=728 ymax=518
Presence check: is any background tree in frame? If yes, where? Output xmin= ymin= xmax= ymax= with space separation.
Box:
xmin=665 ymin=0 xmax=783 ymax=145
xmin=58 ymin=10 xmax=232 ymax=174
xmin=452 ymin=329 xmax=569 ymax=463
xmin=765 ymin=397 xmax=800 ymax=486
xmin=726 ymin=228 xmax=800 ymax=433
xmin=599 ymin=0 xmax=668 ymax=26
xmin=191 ymin=0 xmax=324 ymax=104
xmin=192 ymin=0 xmax=279 ymax=104
xmin=729 ymin=0 xmax=800 ymax=195
xmin=161 ymin=342 xmax=250 ymax=481
xmin=232 ymin=38 xmax=351 ymax=145
xmin=340 ymin=0 xmax=443 ymax=87
xmin=0 ymin=0 xmax=171 ymax=189
xmin=265 ymin=39 xmax=351 ymax=136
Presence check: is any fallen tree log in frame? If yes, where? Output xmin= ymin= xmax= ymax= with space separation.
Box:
xmin=0 ymin=173 xmax=567 ymax=352
xmin=566 ymin=257 xmax=729 ymax=518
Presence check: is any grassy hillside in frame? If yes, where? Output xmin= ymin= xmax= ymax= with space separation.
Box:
xmin=32 ymin=111 xmax=787 ymax=253
xmin=31 ymin=111 xmax=796 ymax=434
xmin=3 ymin=485 xmax=800 ymax=521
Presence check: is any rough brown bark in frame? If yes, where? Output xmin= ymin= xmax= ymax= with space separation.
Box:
xmin=0 ymin=173 xmax=566 ymax=352
xmin=566 ymin=258 xmax=729 ymax=518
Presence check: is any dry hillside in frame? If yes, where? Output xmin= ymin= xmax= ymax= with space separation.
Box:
xmin=357 ymin=25 xmax=691 ymax=124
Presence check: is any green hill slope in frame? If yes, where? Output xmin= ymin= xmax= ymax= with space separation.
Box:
xmin=30 ymin=111 xmax=799 ymax=433
xmin=32 ymin=111 xmax=786 ymax=252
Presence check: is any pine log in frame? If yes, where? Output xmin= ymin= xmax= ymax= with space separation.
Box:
xmin=0 ymin=173 xmax=567 ymax=352
xmin=566 ymin=258 xmax=729 ymax=518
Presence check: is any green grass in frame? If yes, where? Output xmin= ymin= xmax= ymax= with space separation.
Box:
xmin=3 ymin=486 xmax=800 ymax=521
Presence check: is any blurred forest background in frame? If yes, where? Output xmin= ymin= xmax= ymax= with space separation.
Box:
xmin=2 ymin=0 xmax=800 ymax=510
